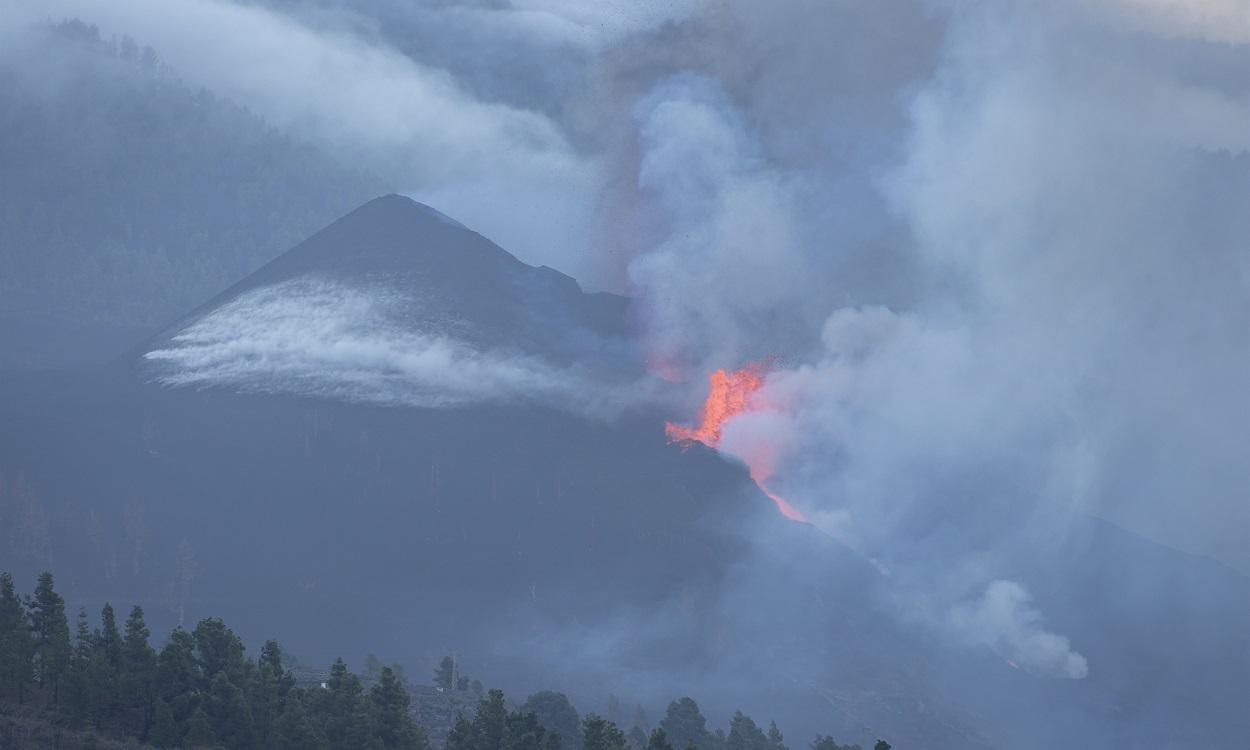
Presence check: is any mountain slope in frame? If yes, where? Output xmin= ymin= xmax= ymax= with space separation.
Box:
xmin=134 ymin=194 xmax=640 ymax=412
xmin=1 ymin=196 xmax=1247 ymax=749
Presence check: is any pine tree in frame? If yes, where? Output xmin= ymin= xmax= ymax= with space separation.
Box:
xmin=154 ymin=628 xmax=199 ymax=727
xmin=0 ymin=572 xmax=35 ymax=704
xmin=727 ymin=712 xmax=768 ymax=750
xmin=318 ymin=657 xmax=367 ymax=750
xmin=121 ymin=605 xmax=157 ymax=739
xmin=259 ymin=638 xmax=295 ymax=698
xmin=434 ymin=655 xmax=455 ymax=689
xmin=346 ymin=695 xmax=383 ymax=750
xmin=274 ymin=695 xmax=328 ymax=750
xmin=582 ymin=714 xmax=628 ymax=750
xmin=872 ymin=742 xmax=890 ymax=750
xmin=89 ymin=603 xmax=123 ymax=724
xmin=206 ymin=669 xmax=256 ymax=749
xmin=370 ymin=666 xmax=428 ymax=750
xmin=544 ymin=730 xmax=564 ymax=750
xmin=150 ymin=698 xmax=180 ymax=749
xmin=504 ymin=710 xmax=547 ymax=750
xmin=26 ymin=571 xmax=72 ymax=702
xmin=473 ymin=688 xmax=509 ymax=750
xmin=765 ymin=722 xmax=786 ymax=750
xmin=183 ymin=706 xmax=216 ymax=748
xmin=61 ymin=608 xmax=94 ymax=726
xmin=646 ymin=728 xmax=674 ymax=750
xmin=521 ymin=691 xmax=580 ymax=750
xmin=98 ymin=603 xmax=123 ymax=670
xmin=445 ymin=713 xmax=475 ymax=750
xmin=250 ymin=662 xmax=282 ymax=748
xmin=659 ymin=699 xmax=707 ymax=750
xmin=192 ymin=617 xmax=246 ymax=687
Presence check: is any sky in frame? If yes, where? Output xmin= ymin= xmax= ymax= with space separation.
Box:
xmin=5 ymin=0 xmax=1250 ymax=682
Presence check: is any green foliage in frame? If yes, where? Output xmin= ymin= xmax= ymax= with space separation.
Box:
xmin=809 ymin=736 xmax=862 ymax=750
xmin=183 ymin=706 xmax=215 ymax=748
xmin=316 ymin=657 xmax=370 ymax=750
xmin=120 ymin=606 xmax=157 ymax=738
xmin=582 ymin=714 xmax=628 ymax=750
xmin=522 ymin=691 xmax=581 ymax=750
xmin=249 ymin=662 xmax=282 ymax=747
xmin=503 ymin=710 xmax=546 ymax=750
xmin=89 ymin=603 xmax=124 ymax=723
xmin=150 ymin=698 xmax=179 ymax=749
xmin=0 ymin=572 xmax=35 ymax=703
xmin=273 ymin=694 xmax=328 ymax=750
xmin=370 ymin=666 xmax=428 ymax=750
xmin=446 ymin=713 xmax=475 ymax=750
xmin=205 ymin=670 xmax=255 ymax=749
xmin=660 ymin=698 xmax=708 ymax=750
xmin=435 ymin=655 xmax=456 ymax=689
xmin=62 ymin=608 xmax=94 ymax=725
xmin=766 ymin=722 xmax=787 ymax=750
xmin=646 ymin=727 xmax=675 ymax=750
xmin=25 ymin=572 xmax=72 ymax=701
xmin=727 ymin=712 xmax=769 ymax=750
xmin=192 ymin=618 xmax=247 ymax=686
xmin=474 ymin=689 xmax=510 ymax=750
xmin=154 ymin=627 xmax=198 ymax=723
xmin=0 ymin=569 xmax=869 ymax=750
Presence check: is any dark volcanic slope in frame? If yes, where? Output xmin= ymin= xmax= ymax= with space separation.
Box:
xmin=0 ymin=194 xmax=993 ymax=749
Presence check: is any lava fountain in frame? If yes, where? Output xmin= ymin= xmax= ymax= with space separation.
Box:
xmin=665 ymin=362 xmax=806 ymax=522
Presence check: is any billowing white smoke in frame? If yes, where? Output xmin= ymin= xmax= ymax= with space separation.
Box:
xmin=615 ymin=0 xmax=1250 ymax=676
xmin=949 ymin=580 xmax=1089 ymax=679
xmin=145 ymin=279 xmax=649 ymax=418
xmin=629 ymin=74 xmax=809 ymax=372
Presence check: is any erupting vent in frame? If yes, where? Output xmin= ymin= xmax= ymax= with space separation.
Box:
xmin=666 ymin=362 xmax=805 ymax=522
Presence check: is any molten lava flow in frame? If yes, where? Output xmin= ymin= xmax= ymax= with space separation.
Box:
xmin=665 ymin=363 xmax=767 ymax=444
xmin=665 ymin=362 xmax=806 ymax=522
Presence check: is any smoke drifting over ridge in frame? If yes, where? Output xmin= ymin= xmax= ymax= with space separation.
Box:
xmin=8 ymin=0 xmax=1249 ymax=710
xmin=143 ymin=278 xmax=656 ymax=418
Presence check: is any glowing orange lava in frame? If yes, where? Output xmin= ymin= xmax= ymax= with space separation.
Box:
xmin=665 ymin=363 xmax=767 ymax=444
xmin=665 ymin=362 xmax=806 ymax=522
